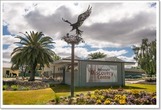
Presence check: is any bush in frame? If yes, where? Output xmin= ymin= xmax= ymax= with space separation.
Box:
xmin=21 ymin=86 xmax=30 ymax=90
xmin=3 ymin=81 xmax=16 ymax=86
xmin=55 ymin=94 xmax=60 ymax=104
xmin=145 ymin=77 xmax=156 ymax=82
xmin=11 ymin=85 xmax=19 ymax=91
xmin=3 ymin=85 xmax=9 ymax=90
xmin=3 ymin=80 xmax=49 ymax=91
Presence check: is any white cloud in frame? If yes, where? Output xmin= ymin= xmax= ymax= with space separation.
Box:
xmin=2 ymin=2 xmax=156 ymax=45
xmin=3 ymin=44 xmax=18 ymax=63
xmin=2 ymin=1 xmax=157 ymax=65
xmin=2 ymin=3 xmax=44 ymax=34
xmin=52 ymin=44 xmax=128 ymax=59
xmin=52 ymin=46 xmax=88 ymax=58
xmin=53 ymin=39 xmax=68 ymax=47
xmin=118 ymin=55 xmax=137 ymax=68
xmin=53 ymin=47 xmax=71 ymax=58
xmin=75 ymin=47 xmax=89 ymax=58
xmin=118 ymin=55 xmax=135 ymax=62
xmin=85 ymin=39 xmax=122 ymax=48
xmin=3 ymin=20 xmax=8 ymax=26
xmin=3 ymin=35 xmax=19 ymax=44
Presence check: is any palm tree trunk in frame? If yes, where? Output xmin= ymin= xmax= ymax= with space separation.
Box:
xmin=28 ymin=63 xmax=37 ymax=81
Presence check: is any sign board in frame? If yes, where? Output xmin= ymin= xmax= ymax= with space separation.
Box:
xmin=86 ymin=64 xmax=117 ymax=82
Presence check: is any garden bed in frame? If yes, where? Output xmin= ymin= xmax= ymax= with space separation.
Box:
xmin=48 ymin=89 xmax=156 ymax=105
xmin=3 ymin=80 xmax=49 ymax=91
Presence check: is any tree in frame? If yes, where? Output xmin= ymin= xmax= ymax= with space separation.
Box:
xmin=52 ymin=54 xmax=61 ymax=61
xmin=88 ymin=52 xmax=106 ymax=59
xmin=11 ymin=31 xmax=55 ymax=81
xmin=132 ymin=38 xmax=156 ymax=76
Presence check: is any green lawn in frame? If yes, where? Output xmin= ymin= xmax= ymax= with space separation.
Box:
xmin=125 ymin=83 xmax=156 ymax=92
xmin=3 ymin=83 xmax=156 ymax=105
xmin=3 ymin=88 xmax=55 ymax=105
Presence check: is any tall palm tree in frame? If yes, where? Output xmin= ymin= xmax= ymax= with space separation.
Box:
xmin=11 ymin=31 xmax=55 ymax=81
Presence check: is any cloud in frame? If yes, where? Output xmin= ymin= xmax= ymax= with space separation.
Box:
xmin=118 ymin=55 xmax=137 ymax=68
xmin=23 ymin=2 xmax=156 ymax=47
xmin=24 ymin=5 xmax=73 ymax=37
xmin=118 ymin=55 xmax=135 ymax=62
xmin=3 ymin=44 xmax=18 ymax=63
xmin=3 ymin=2 xmax=156 ymax=43
xmin=2 ymin=1 xmax=157 ymax=66
xmin=3 ymin=3 xmax=35 ymax=34
xmin=83 ymin=11 xmax=156 ymax=47
xmin=53 ymin=39 xmax=69 ymax=47
xmin=3 ymin=35 xmax=19 ymax=44
xmin=52 ymin=46 xmax=88 ymax=58
xmin=53 ymin=44 xmax=128 ymax=59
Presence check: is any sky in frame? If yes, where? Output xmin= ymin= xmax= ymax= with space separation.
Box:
xmin=2 ymin=1 xmax=157 ymax=68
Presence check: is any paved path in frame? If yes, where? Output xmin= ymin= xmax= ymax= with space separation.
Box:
xmin=125 ymin=80 xmax=145 ymax=84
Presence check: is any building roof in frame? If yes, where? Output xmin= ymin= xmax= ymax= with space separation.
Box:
xmin=94 ymin=57 xmax=124 ymax=62
xmin=53 ymin=56 xmax=135 ymax=65
xmin=53 ymin=59 xmax=79 ymax=65
xmin=3 ymin=62 xmax=12 ymax=68
xmin=85 ymin=57 xmax=135 ymax=65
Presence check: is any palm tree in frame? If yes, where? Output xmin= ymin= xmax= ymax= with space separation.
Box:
xmin=88 ymin=52 xmax=106 ymax=59
xmin=11 ymin=31 xmax=55 ymax=81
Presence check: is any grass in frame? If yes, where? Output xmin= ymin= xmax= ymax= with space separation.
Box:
xmin=125 ymin=83 xmax=156 ymax=92
xmin=3 ymin=83 xmax=156 ymax=105
xmin=50 ymin=83 xmax=156 ymax=93
xmin=3 ymin=88 xmax=55 ymax=105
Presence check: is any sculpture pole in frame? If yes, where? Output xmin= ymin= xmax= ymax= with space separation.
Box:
xmin=71 ymin=43 xmax=74 ymax=97
xmin=62 ymin=5 xmax=92 ymax=97
xmin=62 ymin=34 xmax=84 ymax=97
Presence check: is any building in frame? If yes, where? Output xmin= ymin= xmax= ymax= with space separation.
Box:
xmin=3 ymin=63 xmax=20 ymax=78
xmin=43 ymin=56 xmax=135 ymax=87
xmin=125 ymin=68 xmax=146 ymax=78
xmin=43 ymin=56 xmax=80 ymax=81
xmin=3 ymin=56 xmax=136 ymax=86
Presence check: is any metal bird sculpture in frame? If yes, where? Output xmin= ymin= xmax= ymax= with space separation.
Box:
xmin=62 ymin=5 xmax=92 ymax=36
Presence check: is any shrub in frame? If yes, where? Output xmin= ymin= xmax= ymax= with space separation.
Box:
xmin=21 ymin=86 xmax=30 ymax=90
xmin=11 ymin=85 xmax=19 ymax=91
xmin=49 ymin=84 xmax=56 ymax=87
xmin=55 ymin=94 xmax=60 ymax=104
xmin=3 ymin=81 xmax=16 ymax=86
xmin=145 ymin=77 xmax=156 ymax=82
xmin=3 ymin=85 xmax=9 ymax=90
xmin=3 ymin=80 xmax=49 ymax=90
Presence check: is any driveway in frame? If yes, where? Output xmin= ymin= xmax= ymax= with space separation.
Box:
xmin=125 ymin=80 xmax=145 ymax=84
